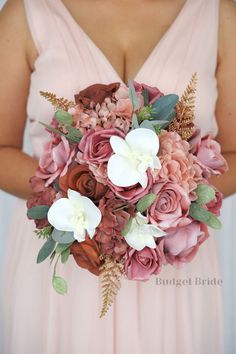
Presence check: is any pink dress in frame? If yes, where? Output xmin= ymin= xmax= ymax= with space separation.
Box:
xmin=2 ymin=0 xmax=224 ymax=353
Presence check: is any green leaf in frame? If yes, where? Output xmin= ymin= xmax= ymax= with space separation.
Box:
xmin=40 ymin=122 xmax=65 ymax=137
xmin=53 ymin=181 xmax=61 ymax=192
xmin=140 ymin=120 xmax=156 ymax=132
xmin=141 ymin=88 xmax=149 ymax=106
xmin=65 ymin=125 xmax=82 ymax=143
xmin=151 ymin=94 xmax=179 ymax=121
xmin=27 ymin=205 xmax=49 ymax=220
xmin=195 ymin=184 xmax=216 ymax=205
xmin=121 ymin=217 xmax=133 ymax=237
xmin=37 ymin=237 xmax=56 ymax=263
xmin=136 ymin=193 xmax=157 ymax=213
xmin=52 ymin=276 xmax=68 ymax=295
xmin=51 ymin=229 xmax=75 ymax=244
xmin=189 ymin=203 xmax=222 ymax=229
xmin=128 ymin=79 xmax=140 ymax=111
xmin=56 ymin=242 xmax=73 ymax=254
xmin=61 ymin=248 xmax=70 ymax=264
xmin=55 ymin=109 xmax=72 ymax=125
xmin=131 ymin=113 xmax=139 ymax=129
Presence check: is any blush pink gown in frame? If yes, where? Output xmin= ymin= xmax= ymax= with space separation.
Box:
xmin=2 ymin=0 xmax=224 ymax=353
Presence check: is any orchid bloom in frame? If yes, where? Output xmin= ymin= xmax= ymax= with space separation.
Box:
xmin=107 ymin=128 xmax=161 ymax=188
xmin=47 ymin=189 xmax=102 ymax=242
xmin=124 ymin=212 xmax=166 ymax=251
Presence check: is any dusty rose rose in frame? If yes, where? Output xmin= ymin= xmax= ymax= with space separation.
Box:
xmin=147 ymin=182 xmax=191 ymax=230
xmin=133 ymin=80 xmax=164 ymax=104
xmin=164 ymin=222 xmax=209 ymax=267
xmin=94 ymin=192 xmax=134 ymax=260
xmin=59 ymin=164 xmax=108 ymax=202
xmin=115 ymin=98 xmax=133 ymax=118
xmin=27 ymin=179 xmax=57 ymax=229
xmin=108 ymin=169 xmax=153 ymax=203
xmin=74 ymin=82 xmax=121 ymax=106
xmin=28 ymin=176 xmax=46 ymax=193
xmin=205 ymin=190 xmax=223 ymax=217
xmin=70 ymin=236 xmax=101 ymax=276
xmin=36 ymin=136 xmax=75 ymax=187
xmin=124 ymin=240 xmax=165 ymax=281
xmin=197 ymin=135 xmax=228 ymax=176
xmin=78 ymin=128 xmax=125 ymax=164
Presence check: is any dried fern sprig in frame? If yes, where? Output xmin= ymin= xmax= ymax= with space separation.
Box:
xmin=168 ymin=72 xmax=197 ymax=140
xmin=99 ymin=255 xmax=124 ymax=318
xmin=40 ymin=91 xmax=76 ymax=111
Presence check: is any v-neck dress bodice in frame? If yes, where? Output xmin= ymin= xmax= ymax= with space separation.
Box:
xmin=2 ymin=1 xmax=225 ymax=354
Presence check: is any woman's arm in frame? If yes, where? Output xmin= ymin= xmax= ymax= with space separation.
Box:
xmin=211 ymin=0 xmax=236 ymax=197
xmin=0 ymin=0 xmax=38 ymax=200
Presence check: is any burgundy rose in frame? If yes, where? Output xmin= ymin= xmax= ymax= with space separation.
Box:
xmin=78 ymin=128 xmax=125 ymax=164
xmin=133 ymin=80 xmax=164 ymax=104
xmin=164 ymin=221 xmax=209 ymax=267
xmin=124 ymin=240 xmax=165 ymax=281
xmin=74 ymin=82 xmax=121 ymax=106
xmin=27 ymin=177 xmax=57 ymax=229
xmin=108 ymin=169 xmax=153 ymax=203
xmin=147 ymin=182 xmax=191 ymax=230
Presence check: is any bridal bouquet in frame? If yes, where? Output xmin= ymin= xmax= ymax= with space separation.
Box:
xmin=26 ymin=74 xmax=228 ymax=317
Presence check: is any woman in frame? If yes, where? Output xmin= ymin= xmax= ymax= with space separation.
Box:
xmin=0 ymin=0 xmax=236 ymax=353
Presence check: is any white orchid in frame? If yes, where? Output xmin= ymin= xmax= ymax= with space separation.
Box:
xmin=124 ymin=212 xmax=166 ymax=251
xmin=47 ymin=189 xmax=102 ymax=242
xmin=107 ymin=128 xmax=161 ymax=188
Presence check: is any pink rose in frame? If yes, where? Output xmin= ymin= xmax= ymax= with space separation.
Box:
xmin=115 ymin=98 xmax=133 ymax=118
xmin=78 ymin=128 xmax=125 ymax=164
xmin=124 ymin=240 xmax=165 ymax=281
xmin=164 ymin=222 xmax=209 ymax=267
xmin=147 ymin=182 xmax=191 ymax=230
xmin=133 ymin=81 xmax=164 ymax=104
xmin=108 ymin=169 xmax=153 ymax=203
xmin=36 ymin=136 xmax=75 ymax=187
xmin=197 ymin=135 xmax=228 ymax=176
xmin=205 ymin=190 xmax=223 ymax=217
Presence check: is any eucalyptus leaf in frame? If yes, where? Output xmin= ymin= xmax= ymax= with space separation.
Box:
xmin=61 ymin=248 xmax=70 ymax=264
xmin=140 ymin=120 xmax=156 ymax=132
xmin=195 ymin=184 xmax=216 ymax=205
xmin=37 ymin=237 xmax=56 ymax=263
xmin=151 ymin=94 xmax=179 ymax=121
xmin=141 ymin=88 xmax=149 ymax=106
xmin=128 ymin=79 xmax=140 ymax=111
xmin=27 ymin=205 xmax=49 ymax=220
xmin=52 ymin=276 xmax=68 ymax=295
xmin=40 ymin=122 xmax=65 ymax=137
xmin=189 ymin=203 xmax=222 ymax=229
xmin=52 ymin=229 xmax=75 ymax=244
xmin=55 ymin=109 xmax=72 ymax=125
xmin=56 ymin=242 xmax=73 ymax=254
xmin=65 ymin=125 xmax=82 ymax=143
xmin=121 ymin=217 xmax=133 ymax=237
xmin=136 ymin=193 xmax=157 ymax=213
xmin=131 ymin=113 xmax=139 ymax=129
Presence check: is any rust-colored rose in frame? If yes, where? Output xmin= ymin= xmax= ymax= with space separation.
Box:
xmin=70 ymin=236 xmax=101 ymax=276
xmin=74 ymin=82 xmax=120 ymax=106
xmin=59 ymin=164 xmax=108 ymax=202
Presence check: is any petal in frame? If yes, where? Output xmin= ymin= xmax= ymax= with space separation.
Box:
xmin=107 ymin=155 xmax=140 ymax=187
xmin=47 ymin=198 xmax=74 ymax=231
xmin=74 ymin=229 xmax=86 ymax=242
xmin=144 ymin=235 xmax=157 ymax=249
xmin=126 ymin=128 xmax=159 ymax=155
xmin=148 ymin=225 xmax=166 ymax=238
xmin=87 ymin=228 xmax=96 ymax=238
xmin=138 ymin=173 xmax=148 ymax=189
xmin=153 ymin=156 xmax=162 ymax=170
xmin=110 ymin=136 xmax=131 ymax=156
xmin=82 ymin=196 xmax=102 ymax=228
xmin=125 ymin=231 xmax=146 ymax=251
xmin=135 ymin=212 xmax=148 ymax=225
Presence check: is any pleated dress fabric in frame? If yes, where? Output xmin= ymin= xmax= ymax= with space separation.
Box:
xmin=1 ymin=0 xmax=224 ymax=353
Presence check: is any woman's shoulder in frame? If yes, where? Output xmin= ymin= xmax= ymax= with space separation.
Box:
xmin=0 ymin=0 xmax=37 ymax=71
xmin=218 ymin=0 xmax=236 ymax=65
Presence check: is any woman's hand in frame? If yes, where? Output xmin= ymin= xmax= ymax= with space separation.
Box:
xmin=213 ymin=0 xmax=236 ymax=197
xmin=0 ymin=0 xmax=38 ymax=199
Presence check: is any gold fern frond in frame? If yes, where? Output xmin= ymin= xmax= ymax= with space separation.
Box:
xmin=99 ymin=255 xmax=124 ymax=318
xmin=40 ymin=91 xmax=76 ymax=111
xmin=168 ymin=72 xmax=197 ymax=140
